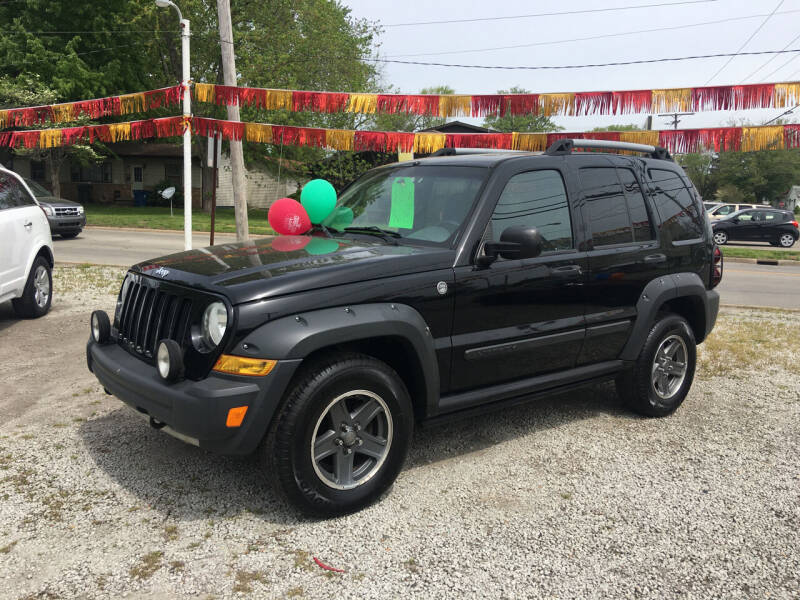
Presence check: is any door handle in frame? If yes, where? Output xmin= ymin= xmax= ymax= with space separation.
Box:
xmin=643 ymin=253 xmax=666 ymax=264
xmin=23 ymin=220 xmax=33 ymax=230
xmin=550 ymin=264 xmax=583 ymax=279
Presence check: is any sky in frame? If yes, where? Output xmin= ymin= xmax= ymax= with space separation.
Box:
xmin=341 ymin=0 xmax=800 ymax=131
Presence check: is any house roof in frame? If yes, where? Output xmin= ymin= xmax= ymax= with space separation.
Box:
xmin=420 ymin=120 xmax=492 ymax=134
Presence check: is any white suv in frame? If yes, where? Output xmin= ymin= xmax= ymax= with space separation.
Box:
xmin=0 ymin=166 xmax=54 ymax=317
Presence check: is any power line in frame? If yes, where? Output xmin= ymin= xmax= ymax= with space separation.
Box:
xmin=368 ymin=48 xmax=800 ymax=71
xmin=386 ymin=10 xmax=800 ymax=59
xmin=704 ymin=0 xmax=783 ymax=85
xmin=741 ymin=29 xmax=800 ymax=82
xmin=759 ymin=51 xmax=800 ymax=82
xmin=761 ymin=103 xmax=800 ymax=125
xmin=382 ymin=0 xmax=718 ymax=27
xmin=0 ymin=30 xmax=176 ymax=34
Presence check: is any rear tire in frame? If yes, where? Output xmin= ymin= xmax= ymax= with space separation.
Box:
xmin=616 ymin=314 xmax=696 ymax=417
xmin=12 ymin=256 xmax=52 ymax=318
xmin=778 ymin=233 xmax=796 ymax=248
xmin=713 ymin=231 xmax=728 ymax=245
xmin=262 ymin=353 xmax=413 ymax=517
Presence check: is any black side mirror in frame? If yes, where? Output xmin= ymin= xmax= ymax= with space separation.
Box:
xmin=478 ymin=226 xmax=543 ymax=266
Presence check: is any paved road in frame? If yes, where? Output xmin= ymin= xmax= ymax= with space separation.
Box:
xmin=54 ymin=228 xmax=799 ymax=309
xmin=53 ymin=227 xmax=237 ymax=266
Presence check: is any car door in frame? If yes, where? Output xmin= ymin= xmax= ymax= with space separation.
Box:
xmin=0 ymin=172 xmax=38 ymax=299
xmin=757 ymin=210 xmax=784 ymax=241
xmin=450 ymin=162 xmax=587 ymax=392
xmin=732 ymin=210 xmax=759 ymax=240
xmin=577 ymin=160 xmax=661 ymax=364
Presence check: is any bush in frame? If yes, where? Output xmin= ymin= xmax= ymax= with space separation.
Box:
xmin=715 ymin=184 xmax=746 ymax=204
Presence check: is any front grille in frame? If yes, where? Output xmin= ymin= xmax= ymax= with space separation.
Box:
xmin=55 ymin=207 xmax=80 ymax=217
xmin=116 ymin=275 xmax=193 ymax=359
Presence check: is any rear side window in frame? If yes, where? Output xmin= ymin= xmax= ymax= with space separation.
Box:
xmin=617 ymin=168 xmax=654 ymax=242
xmin=764 ymin=211 xmax=785 ymax=221
xmin=0 ymin=173 xmax=25 ymax=210
xmin=491 ymin=169 xmax=573 ymax=252
xmin=580 ymin=167 xmax=631 ymax=246
xmin=648 ymin=169 xmax=705 ymax=241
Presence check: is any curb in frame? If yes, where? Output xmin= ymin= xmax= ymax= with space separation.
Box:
xmin=724 ymin=257 xmax=800 ymax=267
xmin=720 ymin=303 xmax=800 ymax=313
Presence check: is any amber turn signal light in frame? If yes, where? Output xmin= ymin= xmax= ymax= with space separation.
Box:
xmin=212 ymin=355 xmax=276 ymax=377
xmin=226 ymin=406 xmax=248 ymax=428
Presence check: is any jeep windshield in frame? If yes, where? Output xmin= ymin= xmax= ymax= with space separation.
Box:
xmin=322 ymin=165 xmax=488 ymax=246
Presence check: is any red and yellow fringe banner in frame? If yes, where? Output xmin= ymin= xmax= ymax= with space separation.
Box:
xmin=190 ymin=81 xmax=800 ymax=117
xmin=5 ymin=116 xmax=800 ymax=156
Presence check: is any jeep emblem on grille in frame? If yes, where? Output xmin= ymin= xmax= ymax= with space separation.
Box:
xmin=153 ymin=267 xmax=170 ymax=278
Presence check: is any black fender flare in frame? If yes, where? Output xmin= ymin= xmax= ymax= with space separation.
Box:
xmin=233 ymin=303 xmax=440 ymax=415
xmin=620 ymin=272 xmax=709 ymax=361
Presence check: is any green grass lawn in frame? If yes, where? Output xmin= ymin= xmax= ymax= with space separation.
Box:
xmin=85 ymin=204 xmax=275 ymax=235
xmin=721 ymin=246 xmax=799 ymax=261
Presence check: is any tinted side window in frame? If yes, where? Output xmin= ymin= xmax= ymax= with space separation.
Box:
xmin=0 ymin=173 xmax=25 ymax=210
xmin=648 ymin=169 xmax=705 ymax=241
xmin=491 ymin=170 xmax=573 ymax=252
xmin=737 ymin=211 xmax=755 ymax=221
xmin=618 ymin=168 xmax=654 ymax=242
xmin=15 ymin=181 xmax=36 ymax=206
xmin=715 ymin=205 xmax=735 ymax=216
xmin=580 ymin=167 xmax=632 ymax=246
xmin=764 ymin=211 xmax=784 ymax=221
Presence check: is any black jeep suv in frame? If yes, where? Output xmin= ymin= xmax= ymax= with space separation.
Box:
xmin=86 ymin=139 xmax=721 ymax=516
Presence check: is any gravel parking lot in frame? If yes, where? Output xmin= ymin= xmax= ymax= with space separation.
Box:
xmin=1 ymin=266 xmax=798 ymax=600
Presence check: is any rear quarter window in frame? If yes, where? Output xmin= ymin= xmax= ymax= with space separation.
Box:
xmin=647 ymin=169 xmax=705 ymax=241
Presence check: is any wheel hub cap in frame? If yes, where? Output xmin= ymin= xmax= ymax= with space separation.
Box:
xmin=33 ymin=265 xmax=50 ymax=308
xmin=651 ymin=334 xmax=688 ymax=400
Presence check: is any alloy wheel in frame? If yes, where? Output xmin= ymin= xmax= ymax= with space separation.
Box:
xmin=33 ymin=265 xmax=50 ymax=308
xmin=779 ymin=233 xmax=795 ymax=248
xmin=651 ymin=334 xmax=688 ymax=400
xmin=311 ymin=390 xmax=393 ymax=490
xmin=713 ymin=231 xmax=727 ymax=245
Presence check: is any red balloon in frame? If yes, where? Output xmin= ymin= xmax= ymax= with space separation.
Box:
xmin=268 ymin=198 xmax=311 ymax=235
xmin=271 ymin=235 xmax=311 ymax=252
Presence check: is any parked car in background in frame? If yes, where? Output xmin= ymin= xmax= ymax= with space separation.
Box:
xmin=703 ymin=201 xmax=722 ymax=212
xmin=711 ymin=208 xmax=799 ymax=247
xmin=0 ymin=166 xmax=54 ymax=317
xmin=24 ymin=178 xmax=85 ymax=238
xmin=708 ymin=202 xmax=770 ymax=220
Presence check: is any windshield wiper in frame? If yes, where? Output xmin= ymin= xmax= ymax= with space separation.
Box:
xmin=343 ymin=226 xmax=402 ymax=241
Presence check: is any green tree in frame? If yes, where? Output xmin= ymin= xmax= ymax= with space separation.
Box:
xmin=590 ymin=124 xmax=643 ymax=132
xmin=715 ymin=150 xmax=800 ymax=204
xmin=676 ymin=152 xmax=718 ymax=200
xmin=482 ymin=87 xmax=560 ymax=133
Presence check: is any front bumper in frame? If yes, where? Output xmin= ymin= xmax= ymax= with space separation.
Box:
xmin=86 ymin=338 xmax=300 ymax=454
xmin=48 ymin=214 xmax=86 ymax=232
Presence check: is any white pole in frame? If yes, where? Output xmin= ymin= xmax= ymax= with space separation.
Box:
xmin=181 ymin=17 xmax=192 ymax=251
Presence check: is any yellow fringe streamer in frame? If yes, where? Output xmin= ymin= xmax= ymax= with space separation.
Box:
xmin=195 ymin=83 xmax=216 ymax=103
xmin=0 ymin=109 xmax=7 ymax=129
xmin=245 ymin=123 xmax=273 ymax=144
xmin=345 ymin=93 xmax=378 ymax=114
xmin=50 ymin=103 xmax=75 ymax=123
xmin=264 ymin=90 xmax=293 ymax=111
xmin=650 ymin=88 xmax=691 ymax=113
xmin=108 ymin=123 xmax=132 ymax=142
xmin=741 ymin=126 xmax=784 ymax=152
xmin=511 ymin=132 xmax=547 ymax=151
xmin=773 ymin=83 xmax=800 ymax=108
xmin=413 ymin=133 xmax=446 ymax=154
xmin=39 ymin=129 xmax=62 ymax=149
xmin=326 ymin=129 xmax=354 ymax=151
xmin=119 ymin=92 xmax=146 ymax=114
xmin=620 ymin=131 xmax=660 ymax=146
xmin=539 ymin=93 xmax=575 ymax=116
xmin=438 ymin=95 xmax=472 ymax=117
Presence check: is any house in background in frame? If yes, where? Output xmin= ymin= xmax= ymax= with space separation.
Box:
xmin=4 ymin=141 xmax=299 ymax=209
xmin=420 ymin=120 xmax=492 ymax=135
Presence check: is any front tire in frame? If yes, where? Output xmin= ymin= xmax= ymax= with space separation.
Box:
xmin=778 ymin=233 xmax=796 ymax=248
xmin=713 ymin=230 xmax=728 ymax=245
xmin=616 ymin=314 xmax=696 ymax=417
xmin=262 ymin=354 xmax=413 ymax=517
xmin=12 ymin=256 xmax=52 ymax=318
xmin=60 ymin=231 xmax=80 ymax=239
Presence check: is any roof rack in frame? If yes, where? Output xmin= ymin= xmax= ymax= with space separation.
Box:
xmin=544 ymin=138 xmax=672 ymax=161
xmin=430 ymin=148 xmax=530 ymax=156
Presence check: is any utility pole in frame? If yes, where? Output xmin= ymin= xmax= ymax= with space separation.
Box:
xmin=658 ymin=112 xmax=695 ymax=130
xmin=216 ymin=0 xmax=249 ymax=241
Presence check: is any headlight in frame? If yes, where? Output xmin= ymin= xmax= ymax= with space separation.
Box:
xmin=42 ymin=205 xmax=54 ymax=216
xmin=77 ymin=206 xmax=85 ymax=214
xmin=202 ymin=302 xmax=228 ymax=348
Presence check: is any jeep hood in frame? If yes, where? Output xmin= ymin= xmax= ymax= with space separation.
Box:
xmin=131 ymin=234 xmax=455 ymax=304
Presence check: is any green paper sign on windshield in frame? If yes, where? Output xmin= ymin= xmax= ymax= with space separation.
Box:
xmin=389 ymin=177 xmax=415 ymax=229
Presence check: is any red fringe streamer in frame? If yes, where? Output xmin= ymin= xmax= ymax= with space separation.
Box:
xmin=611 ymin=90 xmax=652 ymax=114
xmin=11 ymin=131 xmax=39 ymax=148
xmin=214 ymin=84 xmax=241 ymax=107
xmin=297 ymin=127 xmax=326 ymax=148
xmin=691 ymin=86 xmax=732 ymax=112
xmin=470 ymin=95 xmax=503 ymax=117
xmin=0 ymin=132 xmax=11 ymax=147
xmin=191 ymin=117 xmax=218 ymax=138
xmin=696 ymin=127 xmax=741 ymax=152
xmin=353 ymin=131 xmax=386 ymax=151
xmin=658 ymin=129 xmax=701 ymax=154
xmin=783 ymin=124 xmax=800 ymax=149
xmin=385 ymin=132 xmax=415 ymax=152
xmin=574 ymin=92 xmax=613 ymax=116
xmin=292 ymin=91 xmax=348 ymax=113
xmin=144 ymin=86 xmax=182 ymax=110
xmin=153 ymin=117 xmax=184 ymax=138
xmin=501 ymin=94 xmax=538 ymax=117
xmin=446 ymin=133 xmax=512 ymax=149
xmin=271 ymin=126 xmax=300 ymax=146
xmin=376 ymin=94 xmax=407 ymax=114
xmin=239 ymin=87 xmax=268 ymax=108
xmin=89 ymin=125 xmax=111 ymax=143
xmin=131 ymin=120 xmax=156 ymax=140
xmin=406 ymin=95 xmax=440 ymax=116
xmin=732 ymin=84 xmax=774 ymax=110
xmin=61 ymin=127 xmax=85 ymax=145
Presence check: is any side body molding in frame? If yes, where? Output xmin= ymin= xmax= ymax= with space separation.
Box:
xmin=233 ymin=303 xmax=440 ymax=415
xmin=620 ymin=272 xmax=709 ymax=361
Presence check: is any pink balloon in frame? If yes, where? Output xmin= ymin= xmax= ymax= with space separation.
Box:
xmin=271 ymin=235 xmax=311 ymax=252
xmin=268 ymin=198 xmax=311 ymax=235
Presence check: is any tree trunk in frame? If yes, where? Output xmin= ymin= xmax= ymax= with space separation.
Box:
xmin=48 ymin=148 xmax=62 ymax=198
xmin=217 ymin=0 xmax=249 ymax=241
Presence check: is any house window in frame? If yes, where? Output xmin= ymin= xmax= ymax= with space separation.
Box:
xmin=30 ymin=161 xmax=46 ymax=181
xmin=165 ymin=163 xmax=182 ymax=187
xmin=70 ymin=162 xmax=112 ymax=183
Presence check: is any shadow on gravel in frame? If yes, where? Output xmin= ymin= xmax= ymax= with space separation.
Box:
xmin=79 ymin=381 xmax=636 ymax=523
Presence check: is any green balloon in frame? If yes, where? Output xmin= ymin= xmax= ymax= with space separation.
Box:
xmin=328 ymin=206 xmax=354 ymax=231
xmin=305 ymin=237 xmax=340 ymax=255
xmin=301 ymin=179 xmax=337 ymax=224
